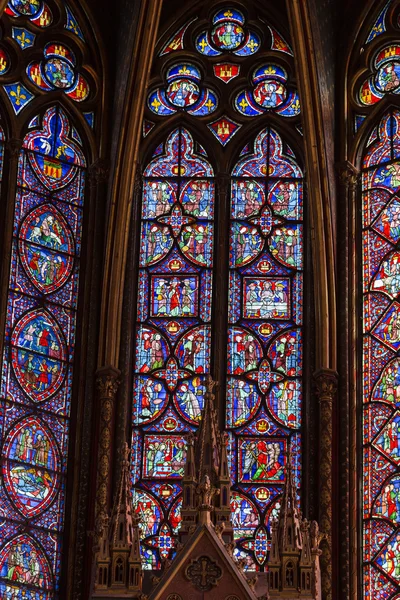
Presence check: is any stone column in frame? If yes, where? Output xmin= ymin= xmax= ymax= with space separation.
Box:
xmin=94 ymin=366 xmax=121 ymax=536
xmin=335 ymin=161 xmax=359 ymax=600
xmin=314 ymin=368 xmax=338 ymax=600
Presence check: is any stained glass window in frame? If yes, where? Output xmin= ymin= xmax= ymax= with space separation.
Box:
xmin=0 ymin=105 xmax=86 ymax=600
xmin=132 ymin=4 xmax=305 ymax=571
xmin=0 ymin=2 xmax=101 ymax=597
xmin=132 ymin=127 xmax=214 ymax=568
xmin=352 ymin=3 xmax=400 ymax=596
xmin=227 ymin=127 xmax=303 ymax=570
xmin=361 ymin=110 xmax=400 ymax=598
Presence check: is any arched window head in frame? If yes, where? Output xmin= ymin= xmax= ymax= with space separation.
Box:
xmin=349 ymin=2 xmax=400 ymax=598
xmin=0 ymin=1 xmax=104 ymax=597
xmin=131 ymin=2 xmax=306 ymax=572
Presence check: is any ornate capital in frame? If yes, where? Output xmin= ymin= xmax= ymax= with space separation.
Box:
xmin=335 ymin=161 xmax=359 ymax=190
xmin=96 ymin=366 xmax=120 ymax=399
xmin=7 ymin=138 xmax=22 ymax=159
xmin=314 ymin=368 xmax=338 ymax=405
xmin=88 ymin=158 xmax=110 ymax=187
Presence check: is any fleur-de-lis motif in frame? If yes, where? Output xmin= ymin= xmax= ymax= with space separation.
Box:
xmin=17 ymin=31 xmax=32 ymax=48
xmin=10 ymin=85 xmax=27 ymax=106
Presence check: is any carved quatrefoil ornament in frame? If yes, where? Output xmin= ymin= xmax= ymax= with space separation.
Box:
xmin=185 ymin=555 xmax=222 ymax=591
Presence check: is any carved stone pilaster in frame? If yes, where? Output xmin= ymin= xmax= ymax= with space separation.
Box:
xmin=336 ymin=160 xmax=359 ymax=600
xmin=7 ymin=138 xmax=22 ymax=160
xmin=88 ymin=158 xmax=110 ymax=188
xmin=94 ymin=366 xmax=120 ymax=539
xmin=314 ymin=368 xmax=338 ymax=600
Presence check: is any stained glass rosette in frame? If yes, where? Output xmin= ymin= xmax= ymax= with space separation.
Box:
xmin=195 ymin=7 xmax=260 ymax=57
xmin=235 ymin=64 xmax=301 ymax=119
xmin=27 ymin=42 xmax=90 ymax=102
xmin=0 ymin=106 xmax=86 ymax=598
xmin=362 ymin=109 xmax=400 ymax=598
xmin=359 ymin=44 xmax=400 ymax=107
xmin=131 ymin=127 xmax=214 ymax=568
xmin=226 ymin=127 xmax=303 ymax=570
xmin=148 ymin=63 xmax=217 ymax=117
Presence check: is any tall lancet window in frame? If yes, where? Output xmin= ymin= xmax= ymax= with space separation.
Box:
xmin=131 ymin=3 xmax=307 ymax=571
xmin=349 ymin=0 xmax=400 ymax=597
xmin=0 ymin=1 xmax=104 ymax=598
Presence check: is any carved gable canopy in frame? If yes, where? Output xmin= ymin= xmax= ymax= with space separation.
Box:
xmin=149 ymin=524 xmax=259 ymax=600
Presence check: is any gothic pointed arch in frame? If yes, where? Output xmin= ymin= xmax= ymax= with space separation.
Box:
xmin=344 ymin=1 xmax=400 ymax=599
xmin=0 ymin=1 xmax=106 ymax=597
xmin=125 ymin=0 xmax=312 ymax=574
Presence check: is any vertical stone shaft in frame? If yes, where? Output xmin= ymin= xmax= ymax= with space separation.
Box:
xmin=335 ymin=162 xmax=358 ymax=600
xmin=95 ymin=366 xmax=120 ymax=533
xmin=315 ymin=369 xmax=338 ymax=600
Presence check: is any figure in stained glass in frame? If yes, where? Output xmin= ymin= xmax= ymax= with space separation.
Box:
xmin=134 ymin=491 xmax=162 ymax=538
xmin=2 ymin=416 xmax=59 ymax=520
xmin=374 ymin=413 xmax=400 ymax=461
xmin=376 ymin=163 xmax=400 ymax=190
xmin=372 ymin=302 xmax=400 ymax=350
xmin=175 ymin=377 xmax=204 ymax=422
xmin=231 ymin=492 xmax=259 ymax=529
xmin=243 ymin=278 xmax=290 ymax=320
xmin=268 ymin=380 xmax=301 ymax=428
xmin=211 ymin=22 xmax=245 ymax=50
xmin=377 ymin=62 xmax=400 ymax=93
xmin=372 ymin=251 xmax=400 ymax=297
xmin=151 ymin=276 xmax=198 ymax=317
xmin=44 ymin=57 xmax=75 ymax=89
xmin=143 ymin=181 xmax=175 ymax=218
xmin=141 ymin=223 xmax=172 ymax=266
xmin=231 ymin=223 xmax=263 ymax=266
xmin=179 ymin=223 xmax=212 ymax=266
xmin=136 ymin=327 xmax=169 ymax=372
xmin=0 ymin=535 xmax=51 ymax=592
xmin=269 ymin=226 xmax=302 ymax=269
xmin=180 ymin=180 xmax=212 ymax=217
xmin=254 ymin=80 xmax=286 ymax=108
xmin=133 ymin=377 xmax=167 ymax=423
xmin=232 ymin=180 xmax=264 ymax=218
xmin=377 ymin=537 xmax=400 ymax=580
xmin=228 ymin=327 xmax=262 ymax=374
xmin=268 ymin=330 xmax=301 ymax=376
xmin=175 ymin=326 xmax=209 ymax=373
xmin=11 ymin=0 xmax=40 ymax=16
xmin=227 ymin=379 xmax=260 ymax=426
xmin=375 ymin=476 xmax=400 ymax=522
xmin=11 ymin=309 xmax=66 ymax=401
xmin=372 ymin=359 xmax=400 ymax=405
xmin=238 ymin=438 xmax=285 ymax=483
xmin=372 ymin=198 xmax=400 ymax=243
xmin=143 ymin=436 xmax=187 ymax=478
xmin=269 ymin=181 xmax=300 ymax=218
xmin=166 ymin=78 xmax=200 ymax=107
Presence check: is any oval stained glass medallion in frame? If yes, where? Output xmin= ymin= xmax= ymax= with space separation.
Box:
xmin=2 ymin=415 xmax=60 ymax=517
xmin=11 ymin=308 xmax=67 ymax=402
xmin=18 ymin=204 xmax=75 ymax=294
